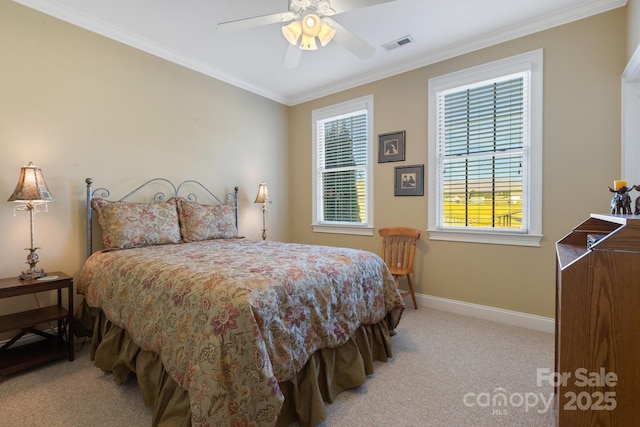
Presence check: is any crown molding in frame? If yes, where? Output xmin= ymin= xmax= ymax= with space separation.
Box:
xmin=12 ymin=0 xmax=290 ymax=104
xmin=14 ymin=0 xmax=627 ymax=106
xmin=289 ymin=0 xmax=627 ymax=104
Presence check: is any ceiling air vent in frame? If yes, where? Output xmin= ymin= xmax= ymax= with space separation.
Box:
xmin=382 ymin=35 xmax=414 ymax=52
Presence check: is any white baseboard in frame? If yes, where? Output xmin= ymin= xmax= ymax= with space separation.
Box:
xmin=414 ymin=293 xmax=555 ymax=334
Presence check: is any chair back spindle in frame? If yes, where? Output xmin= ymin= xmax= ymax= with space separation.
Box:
xmin=379 ymin=227 xmax=421 ymax=309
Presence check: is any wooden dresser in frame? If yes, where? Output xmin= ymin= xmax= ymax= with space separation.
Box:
xmin=555 ymin=214 xmax=640 ymax=426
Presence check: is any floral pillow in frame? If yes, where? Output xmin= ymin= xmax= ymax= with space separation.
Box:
xmin=91 ymin=198 xmax=182 ymax=249
xmin=176 ymin=197 xmax=237 ymax=242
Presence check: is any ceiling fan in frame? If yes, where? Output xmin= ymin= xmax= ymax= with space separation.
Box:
xmin=218 ymin=0 xmax=396 ymax=68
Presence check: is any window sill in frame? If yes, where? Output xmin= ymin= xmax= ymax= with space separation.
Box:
xmin=312 ymin=224 xmax=374 ymax=236
xmin=428 ymin=229 xmax=542 ymax=247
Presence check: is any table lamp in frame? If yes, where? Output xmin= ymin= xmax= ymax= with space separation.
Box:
xmin=7 ymin=162 xmax=55 ymax=280
xmin=254 ymin=182 xmax=271 ymax=240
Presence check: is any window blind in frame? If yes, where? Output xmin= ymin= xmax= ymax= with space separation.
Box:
xmin=317 ymin=111 xmax=368 ymax=223
xmin=437 ymin=73 xmax=528 ymax=230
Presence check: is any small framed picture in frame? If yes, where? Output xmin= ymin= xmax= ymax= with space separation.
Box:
xmin=395 ymin=164 xmax=424 ymax=196
xmin=378 ymin=130 xmax=406 ymax=163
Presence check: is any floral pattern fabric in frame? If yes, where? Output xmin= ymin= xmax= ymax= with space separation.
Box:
xmin=91 ymin=198 xmax=182 ymax=249
xmin=176 ymin=197 xmax=237 ymax=241
xmin=77 ymin=239 xmax=403 ymax=427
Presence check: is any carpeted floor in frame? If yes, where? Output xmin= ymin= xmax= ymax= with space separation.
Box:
xmin=0 ymin=308 xmax=555 ymax=426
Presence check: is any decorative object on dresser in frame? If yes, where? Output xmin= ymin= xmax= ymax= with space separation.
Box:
xmin=7 ymin=162 xmax=55 ymax=280
xmin=0 ymin=272 xmax=74 ymax=375
xmin=254 ymin=181 xmax=271 ymax=240
xmin=606 ymin=180 xmax=636 ymax=215
xmin=555 ymin=214 xmax=640 ymax=426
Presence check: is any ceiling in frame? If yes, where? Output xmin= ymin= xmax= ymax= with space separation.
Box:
xmin=15 ymin=0 xmax=626 ymax=106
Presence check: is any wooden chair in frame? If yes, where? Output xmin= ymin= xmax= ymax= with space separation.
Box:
xmin=379 ymin=227 xmax=421 ymax=309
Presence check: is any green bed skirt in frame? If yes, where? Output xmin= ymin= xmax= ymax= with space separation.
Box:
xmin=77 ymin=301 xmax=398 ymax=427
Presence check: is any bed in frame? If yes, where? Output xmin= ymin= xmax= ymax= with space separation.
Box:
xmin=76 ymin=177 xmax=404 ymax=427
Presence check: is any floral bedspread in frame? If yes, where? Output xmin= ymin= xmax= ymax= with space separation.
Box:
xmin=77 ymin=238 xmax=404 ymax=427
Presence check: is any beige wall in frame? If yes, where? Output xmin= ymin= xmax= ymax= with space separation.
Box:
xmin=628 ymin=0 xmax=640 ymax=59
xmin=289 ymin=8 xmax=627 ymax=318
xmin=0 ymin=2 xmax=289 ymax=325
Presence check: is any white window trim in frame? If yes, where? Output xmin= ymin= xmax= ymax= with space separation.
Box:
xmin=312 ymin=95 xmax=374 ymax=236
xmin=622 ymin=45 xmax=640 ymax=186
xmin=427 ymin=50 xmax=543 ymax=247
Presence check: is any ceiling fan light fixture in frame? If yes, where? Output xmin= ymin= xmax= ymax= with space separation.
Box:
xmin=300 ymin=34 xmax=318 ymax=50
xmin=301 ymin=13 xmax=322 ymax=37
xmin=317 ymin=20 xmax=336 ymax=46
xmin=282 ymin=20 xmax=302 ymax=45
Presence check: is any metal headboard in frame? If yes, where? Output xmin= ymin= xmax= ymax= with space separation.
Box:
xmin=85 ymin=177 xmax=239 ymax=257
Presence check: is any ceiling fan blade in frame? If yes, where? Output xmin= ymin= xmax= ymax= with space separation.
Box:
xmin=218 ymin=11 xmax=294 ymax=32
xmin=282 ymin=43 xmax=302 ymax=69
xmin=330 ymin=0 xmax=396 ymax=15
xmin=331 ymin=21 xmax=375 ymax=59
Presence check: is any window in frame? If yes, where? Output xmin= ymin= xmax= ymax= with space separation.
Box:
xmin=312 ymin=95 xmax=374 ymax=235
xmin=428 ymin=50 xmax=543 ymax=246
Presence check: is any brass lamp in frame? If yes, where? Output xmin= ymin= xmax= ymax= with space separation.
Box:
xmin=254 ymin=182 xmax=271 ymax=240
xmin=8 ymin=162 xmax=55 ymax=280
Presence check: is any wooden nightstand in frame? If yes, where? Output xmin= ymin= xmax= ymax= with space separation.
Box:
xmin=0 ymin=272 xmax=74 ymax=375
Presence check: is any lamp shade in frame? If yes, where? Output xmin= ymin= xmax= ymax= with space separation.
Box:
xmin=300 ymin=34 xmax=318 ymax=50
xmin=318 ymin=20 xmax=336 ymax=46
xmin=254 ymin=182 xmax=271 ymax=204
xmin=282 ymin=20 xmax=302 ymax=45
xmin=8 ymin=162 xmax=55 ymax=203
